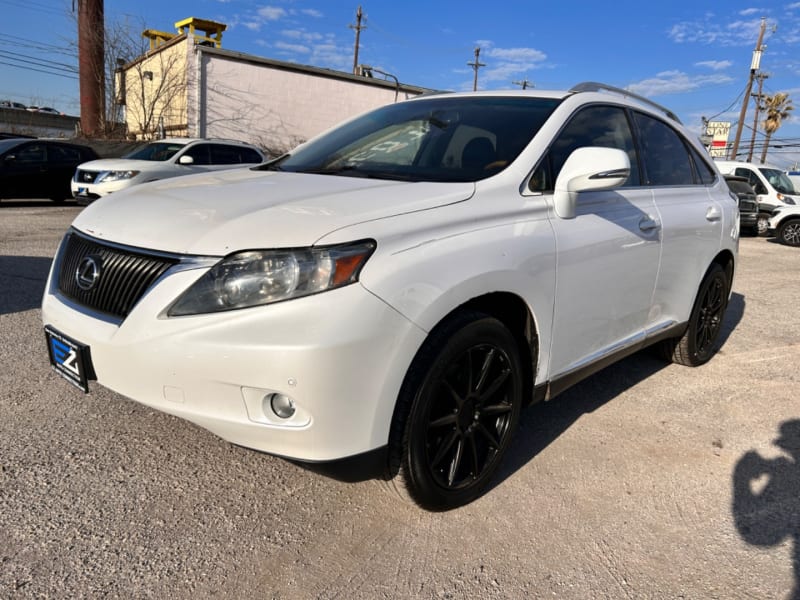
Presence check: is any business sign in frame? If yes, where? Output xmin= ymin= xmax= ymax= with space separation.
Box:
xmin=705 ymin=121 xmax=731 ymax=158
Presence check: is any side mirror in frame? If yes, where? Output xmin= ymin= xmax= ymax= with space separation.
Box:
xmin=553 ymin=147 xmax=630 ymax=219
xmin=178 ymin=155 xmax=195 ymax=165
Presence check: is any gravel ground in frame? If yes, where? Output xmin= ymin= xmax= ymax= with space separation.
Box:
xmin=1 ymin=199 xmax=798 ymax=599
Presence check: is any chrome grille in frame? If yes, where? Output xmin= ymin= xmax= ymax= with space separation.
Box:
xmin=56 ymin=231 xmax=180 ymax=319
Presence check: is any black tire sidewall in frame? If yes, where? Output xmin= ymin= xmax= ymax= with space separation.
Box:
xmin=778 ymin=219 xmax=800 ymax=246
xmin=401 ymin=315 xmax=523 ymax=509
xmin=686 ymin=264 xmax=728 ymax=364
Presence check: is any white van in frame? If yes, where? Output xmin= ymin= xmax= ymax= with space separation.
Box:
xmin=715 ymin=160 xmax=798 ymax=235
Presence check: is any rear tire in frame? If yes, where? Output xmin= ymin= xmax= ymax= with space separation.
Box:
xmin=777 ymin=218 xmax=800 ymax=247
xmin=387 ymin=311 xmax=523 ymax=510
xmin=756 ymin=213 xmax=770 ymax=237
xmin=662 ymin=263 xmax=729 ymax=367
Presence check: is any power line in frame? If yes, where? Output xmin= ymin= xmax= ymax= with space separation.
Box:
xmin=0 ymin=48 xmax=77 ymax=71
xmin=0 ymin=0 xmax=65 ymax=16
xmin=0 ymin=59 xmax=78 ymax=79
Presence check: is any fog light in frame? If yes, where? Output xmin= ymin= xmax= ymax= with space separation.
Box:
xmin=267 ymin=393 xmax=296 ymax=419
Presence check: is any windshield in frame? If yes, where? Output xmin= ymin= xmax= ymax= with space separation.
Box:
xmin=759 ymin=167 xmax=795 ymax=195
xmin=267 ymin=96 xmax=561 ymax=182
xmin=124 ymin=142 xmax=188 ymax=161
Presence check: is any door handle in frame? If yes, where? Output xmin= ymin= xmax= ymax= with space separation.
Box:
xmin=706 ymin=206 xmax=722 ymax=222
xmin=639 ymin=216 xmax=661 ymax=232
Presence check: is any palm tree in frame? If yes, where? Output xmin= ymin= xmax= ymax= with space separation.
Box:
xmin=760 ymin=92 xmax=793 ymax=164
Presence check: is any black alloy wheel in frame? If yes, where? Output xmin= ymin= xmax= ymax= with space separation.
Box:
xmin=389 ymin=312 xmax=523 ymax=510
xmin=663 ymin=263 xmax=729 ymax=367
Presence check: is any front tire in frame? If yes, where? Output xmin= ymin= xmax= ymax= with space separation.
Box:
xmin=387 ymin=311 xmax=523 ymax=510
xmin=663 ymin=263 xmax=729 ymax=366
xmin=777 ymin=218 xmax=800 ymax=246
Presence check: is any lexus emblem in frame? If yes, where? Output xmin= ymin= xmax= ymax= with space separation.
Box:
xmin=75 ymin=255 xmax=102 ymax=291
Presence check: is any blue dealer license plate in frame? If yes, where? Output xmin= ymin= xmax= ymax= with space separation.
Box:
xmin=44 ymin=326 xmax=95 ymax=393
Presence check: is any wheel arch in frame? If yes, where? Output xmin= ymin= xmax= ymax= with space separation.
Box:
xmin=711 ymin=248 xmax=736 ymax=294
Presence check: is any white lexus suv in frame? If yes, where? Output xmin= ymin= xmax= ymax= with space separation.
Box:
xmin=42 ymin=83 xmax=739 ymax=510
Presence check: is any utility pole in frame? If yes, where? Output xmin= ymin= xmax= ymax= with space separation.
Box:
xmin=729 ymin=17 xmax=768 ymax=160
xmin=512 ymin=78 xmax=532 ymax=90
xmin=77 ymin=0 xmax=105 ymax=136
xmin=746 ymin=72 xmax=769 ymax=162
xmin=468 ymin=47 xmax=485 ymax=91
xmin=350 ymin=6 xmax=366 ymax=75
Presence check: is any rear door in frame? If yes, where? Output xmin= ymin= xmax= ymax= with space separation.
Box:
xmin=633 ymin=111 xmax=726 ymax=326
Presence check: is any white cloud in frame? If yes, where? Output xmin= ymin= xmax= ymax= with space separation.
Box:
xmin=739 ymin=8 xmax=760 ymax=15
xmin=300 ymin=9 xmax=323 ymax=18
xmin=274 ymin=41 xmax=311 ymax=55
xmin=257 ymin=6 xmax=288 ymax=21
xmin=627 ymin=70 xmax=734 ymax=96
xmin=669 ymin=16 xmax=764 ymax=45
xmin=695 ymin=60 xmax=733 ymax=70
xmin=465 ymin=41 xmax=547 ymax=86
xmin=281 ymin=29 xmax=323 ymax=43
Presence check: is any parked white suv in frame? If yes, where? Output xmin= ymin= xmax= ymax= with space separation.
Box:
xmin=43 ymin=84 xmax=738 ymax=509
xmin=768 ymin=205 xmax=800 ymax=246
xmin=71 ymin=138 xmax=264 ymax=203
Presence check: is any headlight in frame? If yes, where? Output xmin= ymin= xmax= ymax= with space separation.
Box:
xmin=95 ymin=170 xmax=140 ymax=183
xmin=168 ymin=240 xmax=376 ymax=316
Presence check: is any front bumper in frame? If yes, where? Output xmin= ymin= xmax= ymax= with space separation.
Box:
xmin=70 ymin=177 xmax=136 ymax=202
xmin=42 ymin=269 xmax=426 ymax=462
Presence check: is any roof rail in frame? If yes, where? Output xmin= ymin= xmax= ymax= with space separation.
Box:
xmin=569 ymin=81 xmax=682 ymax=124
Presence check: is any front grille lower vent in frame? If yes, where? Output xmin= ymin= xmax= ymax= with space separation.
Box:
xmin=56 ymin=231 xmax=180 ymax=319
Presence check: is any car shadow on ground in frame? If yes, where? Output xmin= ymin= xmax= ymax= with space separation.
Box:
xmin=0 ymin=255 xmax=54 ymax=315
xmin=732 ymin=419 xmax=800 ymax=600
xmin=494 ymin=291 xmax=745 ymax=491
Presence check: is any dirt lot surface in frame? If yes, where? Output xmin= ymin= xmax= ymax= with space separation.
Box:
xmin=1 ymin=200 xmax=798 ymax=599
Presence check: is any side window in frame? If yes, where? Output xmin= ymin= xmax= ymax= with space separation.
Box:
xmin=210 ymin=144 xmax=244 ymax=165
xmin=182 ymin=144 xmax=211 ymax=165
xmin=735 ymin=168 xmax=766 ymax=194
xmin=688 ymin=145 xmax=716 ymax=184
xmin=530 ymin=105 xmax=640 ymax=192
xmin=16 ymin=143 xmax=46 ymax=164
xmin=633 ymin=112 xmax=694 ymax=186
xmin=48 ymin=145 xmax=80 ymax=162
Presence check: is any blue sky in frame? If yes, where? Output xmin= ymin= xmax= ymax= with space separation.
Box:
xmin=2 ymin=0 xmax=800 ymax=168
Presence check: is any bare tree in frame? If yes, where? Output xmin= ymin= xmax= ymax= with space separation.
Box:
xmin=122 ymin=43 xmax=187 ymax=140
xmin=760 ymin=92 xmax=794 ymax=164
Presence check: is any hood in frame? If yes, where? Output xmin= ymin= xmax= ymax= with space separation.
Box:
xmin=72 ymin=168 xmax=474 ymax=255
xmin=77 ymin=158 xmax=172 ymax=172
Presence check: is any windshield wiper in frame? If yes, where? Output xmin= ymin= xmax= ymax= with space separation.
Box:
xmin=300 ymin=165 xmax=416 ymax=181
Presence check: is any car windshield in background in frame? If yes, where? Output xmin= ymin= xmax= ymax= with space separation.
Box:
xmin=759 ymin=167 xmax=795 ymax=195
xmin=269 ymin=96 xmax=562 ymax=182
xmin=124 ymin=142 xmax=187 ymax=161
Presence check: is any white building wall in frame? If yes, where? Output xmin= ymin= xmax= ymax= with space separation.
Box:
xmin=197 ymin=49 xmax=422 ymax=156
